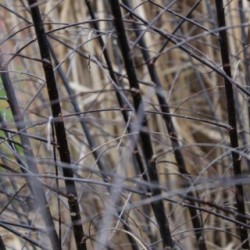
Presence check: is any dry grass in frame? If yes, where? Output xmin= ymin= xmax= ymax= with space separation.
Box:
xmin=1 ymin=0 xmax=250 ymax=249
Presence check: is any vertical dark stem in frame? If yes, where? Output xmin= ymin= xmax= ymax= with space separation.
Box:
xmin=48 ymin=39 xmax=139 ymax=250
xmin=48 ymin=41 xmax=108 ymax=178
xmin=84 ymin=0 xmax=146 ymax=181
xmin=109 ymin=1 xmax=174 ymax=248
xmin=0 ymin=234 xmax=6 ymax=250
xmin=215 ymin=1 xmax=249 ymax=248
xmin=119 ymin=3 xmax=250 ymax=97
xmin=121 ymin=1 xmax=207 ymax=249
xmin=0 ymin=51 xmax=60 ymax=250
xmin=27 ymin=1 xmax=87 ymax=249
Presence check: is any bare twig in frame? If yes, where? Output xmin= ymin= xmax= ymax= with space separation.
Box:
xmin=27 ymin=1 xmax=87 ymax=249
xmin=215 ymin=1 xmax=249 ymax=248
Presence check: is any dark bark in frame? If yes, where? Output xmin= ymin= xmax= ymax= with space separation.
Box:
xmin=215 ymin=1 xmax=249 ymax=248
xmin=27 ymin=1 xmax=87 ymax=249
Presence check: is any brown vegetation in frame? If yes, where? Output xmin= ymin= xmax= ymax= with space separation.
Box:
xmin=1 ymin=0 xmax=250 ymax=249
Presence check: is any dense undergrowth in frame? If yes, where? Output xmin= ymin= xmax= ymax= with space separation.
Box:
xmin=1 ymin=0 xmax=250 ymax=249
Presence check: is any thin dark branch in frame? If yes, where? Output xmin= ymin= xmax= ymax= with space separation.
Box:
xmin=109 ymin=1 xmax=174 ymax=248
xmin=84 ymin=0 xmax=146 ymax=183
xmin=215 ymin=1 xmax=249 ymax=248
xmin=121 ymin=1 xmax=207 ymax=248
xmin=27 ymin=1 xmax=87 ymax=249
xmin=0 ymin=50 xmax=60 ymax=250
xmin=0 ymin=233 xmax=6 ymax=250
xmin=120 ymin=3 xmax=250 ymax=97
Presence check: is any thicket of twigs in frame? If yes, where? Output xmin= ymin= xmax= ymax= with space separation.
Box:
xmin=1 ymin=0 xmax=250 ymax=249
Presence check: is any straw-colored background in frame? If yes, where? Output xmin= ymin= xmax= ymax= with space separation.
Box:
xmin=1 ymin=0 xmax=250 ymax=249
